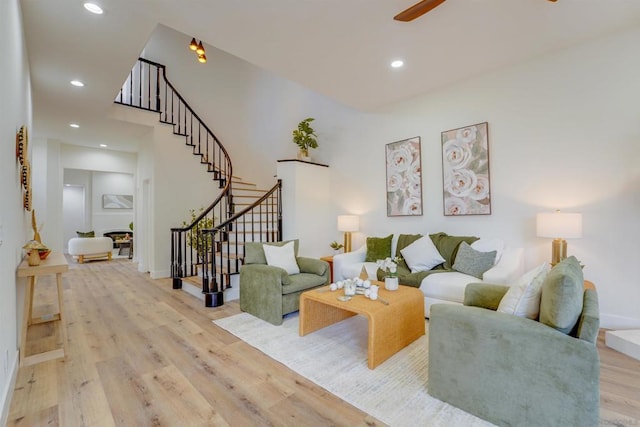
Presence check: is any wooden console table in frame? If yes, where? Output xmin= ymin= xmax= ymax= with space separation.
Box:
xmin=17 ymin=251 xmax=69 ymax=367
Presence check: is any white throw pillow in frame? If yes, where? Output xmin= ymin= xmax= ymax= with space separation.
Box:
xmin=497 ymin=262 xmax=551 ymax=319
xmin=263 ymin=241 xmax=300 ymax=275
xmin=400 ymin=235 xmax=446 ymax=273
xmin=471 ymin=238 xmax=505 ymax=265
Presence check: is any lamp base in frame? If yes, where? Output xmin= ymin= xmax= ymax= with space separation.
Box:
xmin=551 ymin=238 xmax=567 ymax=266
xmin=343 ymin=231 xmax=352 ymax=253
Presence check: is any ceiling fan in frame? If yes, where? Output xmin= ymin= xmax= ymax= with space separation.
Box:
xmin=394 ymin=0 xmax=558 ymax=22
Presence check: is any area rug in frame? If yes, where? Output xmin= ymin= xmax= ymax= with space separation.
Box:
xmin=214 ymin=312 xmax=494 ymax=426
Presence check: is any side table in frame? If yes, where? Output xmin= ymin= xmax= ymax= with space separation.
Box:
xmin=320 ymin=255 xmax=334 ymax=283
xmin=16 ymin=251 xmax=69 ymax=367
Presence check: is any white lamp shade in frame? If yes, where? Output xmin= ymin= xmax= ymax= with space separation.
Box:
xmin=536 ymin=212 xmax=583 ymax=239
xmin=337 ymin=215 xmax=359 ymax=232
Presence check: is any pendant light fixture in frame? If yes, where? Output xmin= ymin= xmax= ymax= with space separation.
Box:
xmin=196 ymin=41 xmax=205 ymax=55
xmin=188 ymin=37 xmax=207 ymax=63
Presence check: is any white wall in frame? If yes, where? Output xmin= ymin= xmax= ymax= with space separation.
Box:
xmin=0 ymin=0 xmax=31 ymax=422
xmin=142 ymin=25 xmax=358 ymax=188
xmin=137 ymin=24 xmax=640 ymax=327
xmin=31 ymin=22 xmax=640 ymax=334
xmin=91 ymin=171 xmax=134 ymax=235
xmin=39 ymin=144 xmax=137 ymax=253
xmin=327 ymin=26 xmax=640 ymax=328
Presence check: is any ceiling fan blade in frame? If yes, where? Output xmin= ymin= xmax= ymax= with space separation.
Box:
xmin=394 ymin=0 xmax=447 ymax=22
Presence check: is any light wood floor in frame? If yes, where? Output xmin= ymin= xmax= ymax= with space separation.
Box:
xmin=7 ymin=258 xmax=640 ymax=426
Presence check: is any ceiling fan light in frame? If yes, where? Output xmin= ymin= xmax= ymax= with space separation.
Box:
xmin=198 ymin=54 xmax=207 ymax=63
xmin=189 ymin=38 xmax=198 ymax=51
xmin=196 ymin=42 xmax=205 ymax=55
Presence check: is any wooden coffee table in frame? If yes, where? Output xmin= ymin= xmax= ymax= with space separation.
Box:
xmin=299 ymin=283 xmax=425 ymax=369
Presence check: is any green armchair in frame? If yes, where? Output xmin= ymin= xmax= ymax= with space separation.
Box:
xmin=240 ymin=240 xmax=330 ymax=325
xmin=428 ymin=256 xmax=600 ymax=427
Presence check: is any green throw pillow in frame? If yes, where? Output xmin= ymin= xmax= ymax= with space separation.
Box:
xmin=365 ymin=234 xmax=393 ymax=262
xmin=244 ymin=240 xmax=299 ymax=265
xmin=539 ymin=256 xmax=584 ymax=334
xmin=76 ymin=230 xmax=95 ymax=238
xmin=429 ymin=232 xmax=479 ymax=269
xmin=452 ymin=242 xmax=496 ymax=279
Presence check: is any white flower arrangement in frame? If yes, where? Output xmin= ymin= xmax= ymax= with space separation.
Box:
xmin=376 ymin=256 xmax=402 ymax=277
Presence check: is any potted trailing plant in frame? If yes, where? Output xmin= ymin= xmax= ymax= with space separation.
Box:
xmin=292 ymin=117 xmax=318 ymax=161
xmin=182 ymin=207 xmax=216 ymax=262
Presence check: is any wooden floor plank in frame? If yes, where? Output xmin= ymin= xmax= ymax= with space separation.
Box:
xmin=7 ymin=257 xmax=640 ymax=426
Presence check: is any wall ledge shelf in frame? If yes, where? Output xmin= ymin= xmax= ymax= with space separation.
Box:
xmin=277 ymin=159 xmax=329 ymax=168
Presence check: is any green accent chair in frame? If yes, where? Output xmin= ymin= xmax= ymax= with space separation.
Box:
xmin=239 ymin=241 xmax=330 ymax=325
xmin=428 ymin=257 xmax=600 ymax=427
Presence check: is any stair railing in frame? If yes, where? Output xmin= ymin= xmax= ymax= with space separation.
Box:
xmin=116 ymin=58 xmax=285 ymax=307
xmin=201 ymin=179 xmax=282 ymax=305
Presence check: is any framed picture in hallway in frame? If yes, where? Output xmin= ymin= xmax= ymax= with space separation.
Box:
xmin=385 ymin=136 xmax=422 ymax=216
xmin=441 ymin=122 xmax=491 ymax=216
xmin=103 ymin=194 xmax=134 ymax=209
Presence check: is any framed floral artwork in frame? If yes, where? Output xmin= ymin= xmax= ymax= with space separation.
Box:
xmin=441 ymin=122 xmax=491 ymax=216
xmin=386 ymin=136 xmax=422 ymax=216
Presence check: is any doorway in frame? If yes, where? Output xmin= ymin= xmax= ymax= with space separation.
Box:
xmin=62 ymin=185 xmax=86 ymax=252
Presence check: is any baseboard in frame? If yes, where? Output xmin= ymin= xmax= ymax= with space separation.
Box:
xmin=600 ymin=313 xmax=640 ymax=330
xmin=0 ymin=350 xmax=19 ymax=426
xmin=150 ymin=269 xmax=170 ymax=279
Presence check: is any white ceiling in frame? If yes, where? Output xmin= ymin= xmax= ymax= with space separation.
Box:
xmin=20 ymin=0 xmax=640 ymax=152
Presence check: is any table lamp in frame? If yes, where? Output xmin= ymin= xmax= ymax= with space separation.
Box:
xmin=337 ymin=215 xmax=359 ymax=253
xmin=536 ymin=210 xmax=582 ymax=265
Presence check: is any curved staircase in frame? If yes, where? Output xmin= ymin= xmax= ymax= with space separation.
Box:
xmin=115 ymin=58 xmax=282 ymax=306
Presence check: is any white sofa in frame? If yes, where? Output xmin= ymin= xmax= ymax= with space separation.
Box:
xmin=333 ymin=234 xmax=524 ymax=317
xmin=68 ymin=237 xmax=113 ymax=263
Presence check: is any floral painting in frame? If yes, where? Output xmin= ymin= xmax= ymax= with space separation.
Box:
xmin=441 ymin=122 xmax=491 ymax=216
xmin=386 ymin=137 xmax=422 ymax=216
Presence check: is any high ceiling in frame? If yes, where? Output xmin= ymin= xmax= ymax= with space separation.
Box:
xmin=20 ymin=0 xmax=640 ymax=152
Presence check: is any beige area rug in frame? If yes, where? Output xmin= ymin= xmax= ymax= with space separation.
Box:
xmin=214 ymin=312 xmax=494 ymax=427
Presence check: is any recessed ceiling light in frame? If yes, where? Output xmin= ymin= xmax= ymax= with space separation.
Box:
xmin=70 ymin=80 xmax=84 ymax=87
xmin=83 ymin=3 xmax=103 ymax=14
xmin=70 ymin=123 xmax=80 ymax=128
xmin=99 ymin=144 xmax=108 ymax=148
xmin=391 ymin=60 xmax=404 ymax=69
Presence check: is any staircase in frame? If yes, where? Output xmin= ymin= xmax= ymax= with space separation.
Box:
xmin=115 ymin=58 xmax=282 ymax=306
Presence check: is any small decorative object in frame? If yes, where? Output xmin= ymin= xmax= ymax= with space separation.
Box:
xmin=31 ymin=210 xmax=43 ymax=243
xmin=38 ymin=248 xmax=51 ymax=260
xmin=369 ymin=284 xmax=379 ymax=300
xmin=386 ymin=136 xmax=422 ymax=216
xmin=344 ymin=279 xmax=357 ymax=297
xmin=292 ymin=117 xmax=318 ymax=161
xmin=16 ymin=125 xmax=28 ymax=165
xmin=329 ymin=241 xmax=344 ymax=254
xmin=23 ymin=240 xmax=47 ymax=266
xmin=441 ymin=122 xmax=491 ymax=216
xmin=377 ymin=257 xmax=401 ymax=291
